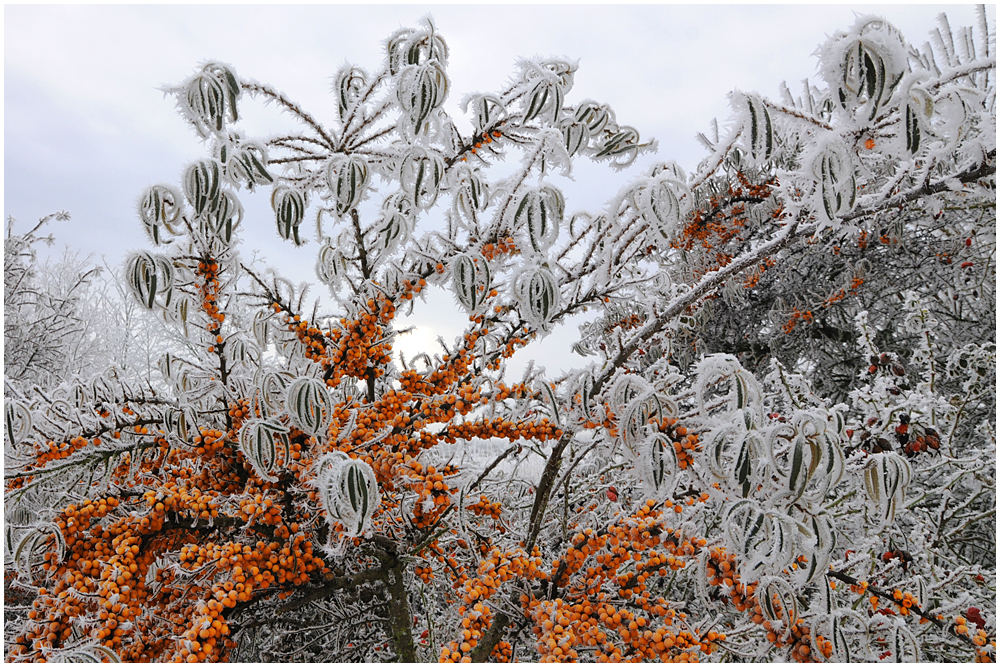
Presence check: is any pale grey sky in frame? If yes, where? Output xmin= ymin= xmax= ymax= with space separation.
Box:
xmin=4 ymin=4 xmax=987 ymax=376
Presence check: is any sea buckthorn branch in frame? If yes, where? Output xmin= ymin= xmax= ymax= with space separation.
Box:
xmin=241 ymin=81 xmax=338 ymax=150
xmin=338 ymin=72 xmax=390 ymax=144
xmin=467 ymin=443 xmax=521 ymax=494
xmin=826 ymin=568 xmax=983 ymax=649
xmin=702 ymin=547 xmax=833 ymax=662
xmin=590 ymin=215 xmax=808 ymax=398
xmin=841 ymin=149 xmax=994 ymax=225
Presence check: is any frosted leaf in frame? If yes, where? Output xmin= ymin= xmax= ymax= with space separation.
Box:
xmin=285 ymin=377 xmax=333 ymax=438
xmin=904 ymin=85 xmax=934 ymax=154
xmin=325 ymin=156 xmax=370 ymax=216
xmin=182 ymin=159 xmax=223 ymax=217
xmin=5 ymin=401 xmax=32 ymax=447
xmin=559 ymin=117 xmax=591 ymax=156
xmin=704 ymin=425 xmax=766 ymax=498
xmin=619 ymin=393 xmax=668 ymax=455
xmin=862 ymin=452 xmax=911 ymax=524
xmin=255 ymin=370 xmax=291 ymax=418
xmin=513 ymin=186 xmax=563 ymax=253
xmin=767 ymin=410 xmax=844 ymax=503
xmin=888 ymin=625 xmax=921 ymax=662
xmin=693 ymin=354 xmax=764 ymax=420
xmin=794 ymin=513 xmax=837 ymax=585
xmin=594 ymin=125 xmax=644 ymax=169
xmin=819 ymin=17 xmax=908 ymax=123
xmin=239 ymin=418 xmax=289 ymax=483
xmin=574 ymin=100 xmax=614 ymax=135
xmin=464 ymin=93 xmax=507 ymax=133
xmin=251 ymin=311 xmax=272 ymax=349
xmin=272 ymin=186 xmax=306 ymax=244
xmin=522 ymin=77 xmax=564 ymax=124
xmin=162 ymin=406 xmax=198 ymax=445
xmin=810 ymin=138 xmax=857 ymax=223
xmin=635 ymin=175 xmax=691 ymax=241
xmin=514 ymin=264 xmax=560 ymax=330
xmin=451 ymin=164 xmax=490 ymax=223
xmin=386 ymin=19 xmax=448 ymax=76
xmin=137 ymin=185 xmax=183 ymax=245
xmin=125 ymin=252 xmax=174 ymax=310
xmin=335 ymin=65 xmax=368 ymax=121
xmin=724 ymin=501 xmax=796 ymax=581
xmin=199 ymin=190 xmax=243 ymax=245
xmin=732 ymin=91 xmax=773 ymax=164
xmin=315 ymin=239 xmax=346 ymax=285
xmin=638 ymin=432 xmax=680 ymax=498
xmin=397 ymin=61 xmax=449 ymax=131
xmin=609 ymin=374 xmax=653 ymax=413
xmin=755 ymin=576 xmax=799 ymax=640
xmin=226 ymin=141 xmax=272 ymax=190
xmin=315 ymin=453 xmax=381 ymax=537
xmin=399 ymin=147 xmax=445 ymax=210
xmin=180 ymin=62 xmax=240 ymax=137
xmin=451 ymin=254 xmax=491 ymax=313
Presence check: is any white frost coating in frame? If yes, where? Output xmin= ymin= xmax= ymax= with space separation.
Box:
xmin=693 ymin=354 xmax=764 ymax=421
xmin=315 ymin=452 xmax=381 ymax=537
xmin=285 ymin=376 xmax=333 ymax=437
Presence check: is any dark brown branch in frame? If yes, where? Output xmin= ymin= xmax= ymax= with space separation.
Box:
xmin=826 ymin=569 xmax=983 ymax=649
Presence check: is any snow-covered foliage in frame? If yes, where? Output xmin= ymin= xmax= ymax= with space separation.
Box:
xmin=4 ymin=11 xmax=995 ymax=664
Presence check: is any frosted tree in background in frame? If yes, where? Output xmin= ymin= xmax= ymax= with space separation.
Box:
xmin=5 ymin=9 xmax=995 ymax=663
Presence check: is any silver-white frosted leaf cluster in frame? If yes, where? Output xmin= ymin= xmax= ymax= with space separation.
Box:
xmin=126 ymin=252 xmax=174 ymax=310
xmin=315 ymin=452 xmax=381 ymax=537
xmin=285 ymin=377 xmax=333 ymax=438
xmin=515 ymin=265 xmax=560 ymax=329
xmin=451 ymin=254 xmax=491 ymax=313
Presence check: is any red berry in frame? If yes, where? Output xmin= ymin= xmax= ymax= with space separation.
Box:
xmin=967 ymin=607 xmax=987 ymax=630
xmin=607 ymin=486 xmax=618 ymax=502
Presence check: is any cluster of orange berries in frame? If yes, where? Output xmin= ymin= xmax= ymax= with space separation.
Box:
xmin=144 ymin=480 xmax=221 ymax=523
xmin=459 ymin=126 xmax=504 ymax=161
xmin=273 ymin=294 xmax=396 ymax=388
xmin=197 ymin=258 xmax=226 ymax=353
xmin=397 ymin=276 xmax=426 ymax=301
xmin=441 ymin=416 xmax=562 ymax=447
xmin=742 ymin=257 xmax=777 ymax=289
xmin=29 ymin=434 xmax=93 ymax=467
xmin=9 ymin=503 xmax=189 ymax=661
xmin=524 ymin=594 xmax=708 ymax=663
xmin=706 ymin=548 xmax=754 ymax=612
xmin=480 ymin=236 xmax=518 ymax=261
xmin=954 ymin=615 xmax=992 ymax=648
xmin=227 ymin=398 xmax=252 ymax=428
xmin=441 ymin=547 xmax=545 ymax=663
xmin=783 ymin=307 xmax=815 ymax=334
xmin=674 ymin=174 xmax=776 ymax=255
xmin=507 ymin=501 xmax=719 ymax=662
xmin=650 ymin=418 xmax=699 ymax=470
xmin=886 ymin=588 xmax=920 ymax=616
xmin=415 ymin=564 xmax=434 ymax=584
xmin=405 ymin=463 xmax=457 ymax=528
xmin=192 ymin=427 xmax=227 ymax=458
xmin=467 ymin=494 xmax=502 ymax=519
xmin=704 ymin=547 xmax=835 ymax=662
xmin=497 ymin=334 xmax=532 ymax=360
xmin=605 ymin=312 xmax=644 ymax=335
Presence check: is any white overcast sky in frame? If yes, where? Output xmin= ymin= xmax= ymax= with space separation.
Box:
xmin=3 ymin=3 xmax=989 ymax=377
